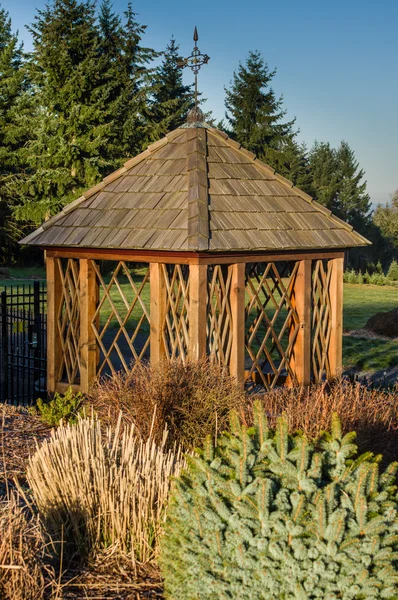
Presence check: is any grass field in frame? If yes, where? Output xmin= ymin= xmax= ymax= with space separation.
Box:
xmin=1 ymin=267 xmax=397 ymax=373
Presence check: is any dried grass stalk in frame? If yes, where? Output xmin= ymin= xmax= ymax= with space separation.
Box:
xmin=0 ymin=492 xmax=54 ymax=600
xmin=249 ymin=379 xmax=398 ymax=463
xmin=27 ymin=414 xmax=185 ymax=565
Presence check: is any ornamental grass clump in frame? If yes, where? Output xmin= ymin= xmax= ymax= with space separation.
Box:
xmin=27 ymin=414 xmax=185 ymax=564
xmin=160 ymin=402 xmax=398 ymax=600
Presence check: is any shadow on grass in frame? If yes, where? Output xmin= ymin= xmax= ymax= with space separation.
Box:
xmin=343 ymin=336 xmax=398 ymax=371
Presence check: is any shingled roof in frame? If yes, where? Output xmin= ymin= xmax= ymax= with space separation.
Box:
xmin=21 ymin=121 xmax=370 ymax=252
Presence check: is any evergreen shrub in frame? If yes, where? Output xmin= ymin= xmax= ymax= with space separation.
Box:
xmin=161 ymin=403 xmax=398 ymax=599
xmin=32 ymin=387 xmax=83 ymax=426
xmin=387 ymin=259 xmax=398 ymax=281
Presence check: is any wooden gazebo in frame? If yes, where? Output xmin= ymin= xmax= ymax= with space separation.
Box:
xmin=21 ymin=113 xmax=369 ymax=394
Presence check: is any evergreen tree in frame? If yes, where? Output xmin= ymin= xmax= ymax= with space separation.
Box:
xmin=13 ymin=0 xmax=112 ymax=224
xmin=98 ymin=0 xmax=157 ymax=157
xmin=373 ymin=190 xmax=398 ymax=250
xmin=0 ymin=5 xmax=32 ymax=259
xmin=309 ymin=140 xmax=371 ymax=231
xmin=335 ymin=140 xmax=371 ymax=229
xmin=279 ymin=138 xmax=312 ymax=193
xmin=224 ymin=50 xmax=296 ymax=171
xmin=152 ymin=37 xmax=194 ymax=135
xmin=309 ymin=141 xmax=340 ymax=210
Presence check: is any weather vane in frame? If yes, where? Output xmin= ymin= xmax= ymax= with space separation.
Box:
xmin=177 ymin=27 xmax=210 ymax=110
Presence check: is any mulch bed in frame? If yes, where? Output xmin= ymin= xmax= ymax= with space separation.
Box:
xmin=0 ymin=403 xmax=51 ymax=493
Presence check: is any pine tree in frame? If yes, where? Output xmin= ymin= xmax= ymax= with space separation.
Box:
xmin=373 ymin=190 xmax=398 ymax=250
xmin=151 ymin=37 xmax=194 ymax=135
xmin=279 ymin=138 xmax=312 ymax=193
xmin=98 ymin=0 xmax=157 ymax=159
xmin=0 ymin=5 xmax=32 ymax=259
xmin=335 ymin=140 xmax=371 ymax=229
xmin=160 ymin=404 xmax=398 ymax=600
xmin=309 ymin=141 xmax=340 ymax=210
xmin=12 ymin=0 xmax=113 ymax=224
xmin=224 ymin=51 xmax=296 ymax=171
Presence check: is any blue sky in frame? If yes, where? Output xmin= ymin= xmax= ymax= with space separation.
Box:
xmin=4 ymin=0 xmax=398 ymax=207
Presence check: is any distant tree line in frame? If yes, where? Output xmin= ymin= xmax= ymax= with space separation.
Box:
xmin=0 ymin=0 xmax=396 ymax=265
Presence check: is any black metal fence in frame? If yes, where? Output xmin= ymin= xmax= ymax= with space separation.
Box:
xmin=0 ymin=282 xmax=47 ymax=405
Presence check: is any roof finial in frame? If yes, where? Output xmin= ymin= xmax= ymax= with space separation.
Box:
xmin=176 ymin=27 xmax=210 ymax=120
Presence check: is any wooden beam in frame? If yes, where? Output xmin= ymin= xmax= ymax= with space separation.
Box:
xmin=79 ymin=259 xmax=98 ymax=393
xmin=150 ymin=263 xmax=167 ymax=364
xmin=328 ymin=257 xmax=344 ymax=378
xmin=46 ymin=257 xmax=63 ymax=394
xmin=44 ymin=247 xmax=345 ymax=265
xmin=230 ymin=263 xmax=246 ymax=386
xmin=289 ymin=259 xmax=311 ymax=386
xmin=188 ymin=264 xmax=207 ymax=360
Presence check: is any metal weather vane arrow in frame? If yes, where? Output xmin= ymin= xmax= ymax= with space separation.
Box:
xmin=176 ymin=27 xmax=210 ymax=110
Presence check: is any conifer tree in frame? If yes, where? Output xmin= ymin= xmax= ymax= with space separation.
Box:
xmin=309 ymin=141 xmax=340 ymax=210
xmin=0 ymin=5 xmax=32 ymax=259
xmin=13 ymin=0 xmax=111 ymax=224
xmin=152 ymin=37 xmax=194 ymax=135
xmin=224 ymin=51 xmax=296 ymax=172
xmin=335 ymin=140 xmax=371 ymax=229
xmin=98 ymin=0 xmax=157 ymax=158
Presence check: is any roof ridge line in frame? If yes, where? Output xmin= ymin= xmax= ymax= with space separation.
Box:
xmin=207 ymin=127 xmax=364 ymax=239
xmin=186 ymin=127 xmax=209 ymax=250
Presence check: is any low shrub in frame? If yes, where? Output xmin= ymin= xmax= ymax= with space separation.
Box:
xmin=27 ymin=414 xmax=185 ymax=564
xmin=0 ymin=492 xmax=55 ymax=600
xmin=33 ymin=387 xmax=83 ymax=426
xmin=161 ymin=404 xmax=398 ymax=599
xmin=387 ymin=259 xmax=398 ymax=281
xmin=248 ymin=380 xmax=398 ymax=464
xmin=87 ymin=359 xmax=246 ymax=450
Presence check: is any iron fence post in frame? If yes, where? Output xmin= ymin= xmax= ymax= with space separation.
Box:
xmin=1 ymin=290 xmax=8 ymax=402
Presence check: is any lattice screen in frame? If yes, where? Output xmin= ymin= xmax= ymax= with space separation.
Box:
xmin=311 ymin=259 xmax=332 ymax=382
xmin=56 ymin=258 xmax=81 ymax=384
xmin=244 ymin=261 xmax=300 ymax=390
xmin=207 ymin=265 xmax=233 ymax=368
xmin=90 ymin=261 xmax=150 ymax=376
xmin=162 ymin=264 xmax=190 ymax=361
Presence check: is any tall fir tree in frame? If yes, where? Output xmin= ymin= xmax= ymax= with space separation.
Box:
xmin=98 ymin=0 xmax=157 ymax=158
xmin=309 ymin=140 xmax=371 ymax=231
xmin=224 ymin=51 xmax=296 ymax=173
xmin=151 ymin=37 xmax=194 ymax=135
xmin=335 ymin=140 xmax=371 ymax=229
xmin=13 ymin=0 xmax=112 ymax=224
xmin=0 ymin=5 xmax=32 ymax=260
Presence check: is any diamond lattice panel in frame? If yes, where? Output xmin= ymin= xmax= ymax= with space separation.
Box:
xmin=90 ymin=261 xmax=150 ymax=376
xmin=245 ymin=262 xmax=300 ymax=390
xmin=56 ymin=258 xmax=81 ymax=384
xmin=311 ymin=259 xmax=332 ymax=382
xmin=207 ymin=265 xmax=233 ymax=368
xmin=162 ymin=264 xmax=190 ymax=361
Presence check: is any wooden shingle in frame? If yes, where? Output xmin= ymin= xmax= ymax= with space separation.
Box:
xmin=21 ymin=123 xmax=370 ymax=252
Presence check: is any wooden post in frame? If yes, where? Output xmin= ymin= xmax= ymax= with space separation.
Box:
xmin=229 ymin=263 xmax=246 ymax=386
xmin=328 ymin=256 xmax=344 ymax=378
xmin=150 ymin=263 xmax=167 ymax=364
xmin=189 ymin=264 xmax=207 ymax=360
xmin=79 ymin=259 xmax=98 ymax=393
xmin=46 ymin=257 xmax=63 ymax=394
xmin=289 ymin=259 xmax=311 ymax=386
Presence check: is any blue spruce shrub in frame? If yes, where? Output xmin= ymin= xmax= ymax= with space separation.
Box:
xmin=160 ymin=403 xmax=398 ymax=599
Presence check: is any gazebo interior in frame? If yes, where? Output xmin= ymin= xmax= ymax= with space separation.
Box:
xmin=21 ymin=115 xmax=369 ymax=394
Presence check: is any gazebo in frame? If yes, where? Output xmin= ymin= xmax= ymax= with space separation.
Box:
xmin=21 ymin=111 xmax=369 ymax=395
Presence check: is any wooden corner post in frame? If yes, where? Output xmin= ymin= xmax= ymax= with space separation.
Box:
xmin=46 ymin=257 xmax=63 ymax=394
xmin=328 ymin=256 xmax=344 ymax=378
xmin=289 ymin=259 xmax=311 ymax=386
xmin=150 ymin=263 xmax=167 ymax=364
xmin=230 ymin=262 xmax=245 ymax=386
xmin=79 ymin=259 xmax=98 ymax=393
xmin=189 ymin=264 xmax=207 ymax=360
